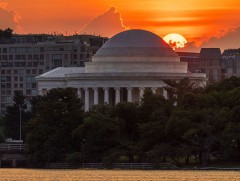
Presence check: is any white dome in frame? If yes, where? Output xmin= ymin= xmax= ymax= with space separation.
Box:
xmin=86 ymin=29 xmax=187 ymax=74
xmin=95 ymin=29 xmax=178 ymax=57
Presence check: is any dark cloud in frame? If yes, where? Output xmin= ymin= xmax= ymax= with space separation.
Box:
xmin=177 ymin=26 xmax=240 ymax=52
xmin=0 ymin=3 xmax=21 ymax=32
xmin=201 ymin=26 xmax=240 ymax=51
xmin=80 ymin=7 xmax=128 ymax=37
xmin=176 ymin=41 xmax=200 ymax=52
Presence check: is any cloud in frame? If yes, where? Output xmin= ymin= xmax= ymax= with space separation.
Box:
xmin=200 ymin=26 xmax=240 ymax=51
xmin=176 ymin=26 xmax=240 ymax=52
xmin=175 ymin=41 xmax=200 ymax=52
xmin=0 ymin=2 xmax=21 ymax=32
xmin=80 ymin=7 xmax=128 ymax=37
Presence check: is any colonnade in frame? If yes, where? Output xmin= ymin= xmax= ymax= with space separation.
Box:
xmin=38 ymin=87 xmax=168 ymax=112
xmin=77 ymin=87 xmax=168 ymax=112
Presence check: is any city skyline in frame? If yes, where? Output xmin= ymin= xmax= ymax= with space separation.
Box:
xmin=1 ymin=0 xmax=240 ymax=51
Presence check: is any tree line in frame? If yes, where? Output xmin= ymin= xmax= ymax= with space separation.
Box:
xmin=0 ymin=28 xmax=13 ymax=39
xmin=2 ymin=77 xmax=240 ymax=167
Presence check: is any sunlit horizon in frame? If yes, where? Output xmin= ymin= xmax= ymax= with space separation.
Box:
xmin=1 ymin=0 xmax=240 ymax=51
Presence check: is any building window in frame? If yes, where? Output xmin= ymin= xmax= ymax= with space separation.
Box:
xmin=32 ymin=89 xmax=37 ymax=96
xmin=3 ymin=48 xmax=7 ymax=53
xmin=26 ymin=76 xmax=35 ymax=82
xmin=6 ymin=90 xmax=11 ymax=95
xmin=1 ymin=77 xmax=6 ymax=82
xmin=26 ymin=69 xmax=31 ymax=74
xmin=6 ymin=76 xmax=11 ymax=82
xmin=32 ymin=69 xmax=37 ymax=74
xmin=8 ymin=62 xmax=13 ymax=67
xmin=213 ymin=69 xmax=218 ymax=80
xmin=26 ymin=83 xmax=32 ymax=88
xmin=1 ymin=97 xmax=5 ymax=102
xmin=6 ymin=83 xmax=11 ymax=88
xmin=40 ymin=54 xmax=44 ymax=60
xmin=33 ymin=47 xmax=38 ymax=52
xmin=2 ymin=55 xmax=8 ymax=60
xmin=28 ymin=55 xmax=32 ymax=60
xmin=80 ymin=61 xmax=84 ymax=67
xmin=33 ymin=62 xmax=38 ymax=67
xmin=14 ymin=70 xmax=18 ymax=74
xmin=6 ymin=96 xmax=11 ymax=103
xmin=33 ymin=54 xmax=39 ymax=60
xmin=32 ymin=83 xmax=36 ymax=88
xmin=19 ymin=69 xmax=24 ymax=75
xmin=52 ymin=54 xmax=62 ymax=60
xmin=28 ymin=62 xmax=33 ymax=67
xmin=40 ymin=47 xmax=44 ymax=52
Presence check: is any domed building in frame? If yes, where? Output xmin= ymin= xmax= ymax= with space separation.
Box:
xmin=36 ymin=30 xmax=206 ymax=111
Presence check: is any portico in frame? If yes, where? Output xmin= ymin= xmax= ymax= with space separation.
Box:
xmin=75 ymin=86 xmax=168 ymax=111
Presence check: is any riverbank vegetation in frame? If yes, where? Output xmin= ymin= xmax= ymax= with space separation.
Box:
xmin=3 ymin=76 xmax=240 ymax=167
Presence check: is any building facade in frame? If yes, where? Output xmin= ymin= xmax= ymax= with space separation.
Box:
xmin=221 ymin=49 xmax=240 ymax=79
xmin=0 ymin=34 xmax=108 ymax=114
xmin=197 ymin=48 xmax=222 ymax=82
xmin=36 ymin=30 xmax=206 ymax=112
xmin=176 ymin=52 xmax=200 ymax=73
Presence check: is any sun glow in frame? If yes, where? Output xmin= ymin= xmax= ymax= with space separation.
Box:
xmin=163 ymin=33 xmax=187 ymax=50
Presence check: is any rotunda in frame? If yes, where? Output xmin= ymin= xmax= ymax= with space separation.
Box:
xmin=86 ymin=29 xmax=187 ymax=73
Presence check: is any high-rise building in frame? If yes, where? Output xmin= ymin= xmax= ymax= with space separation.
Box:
xmin=221 ymin=49 xmax=240 ymax=79
xmin=198 ymin=48 xmax=222 ymax=82
xmin=0 ymin=34 xmax=108 ymax=114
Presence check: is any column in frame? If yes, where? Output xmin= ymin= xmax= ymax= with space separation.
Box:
xmin=127 ymin=87 xmax=133 ymax=102
xmin=103 ymin=87 xmax=109 ymax=104
xmin=163 ymin=88 xmax=168 ymax=99
xmin=115 ymin=87 xmax=120 ymax=105
xmin=151 ymin=88 xmax=157 ymax=94
xmin=77 ymin=88 xmax=82 ymax=98
xmin=38 ymin=89 xmax=43 ymax=96
xmin=93 ymin=88 xmax=99 ymax=105
xmin=84 ymin=88 xmax=89 ymax=112
xmin=139 ymin=87 xmax=145 ymax=99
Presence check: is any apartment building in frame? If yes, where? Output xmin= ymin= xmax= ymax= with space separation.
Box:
xmin=221 ymin=49 xmax=240 ymax=79
xmin=198 ymin=48 xmax=222 ymax=82
xmin=0 ymin=34 xmax=108 ymax=114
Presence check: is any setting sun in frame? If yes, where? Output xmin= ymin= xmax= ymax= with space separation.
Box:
xmin=163 ymin=33 xmax=187 ymax=50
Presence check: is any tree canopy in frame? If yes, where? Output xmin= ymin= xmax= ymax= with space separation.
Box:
xmin=2 ymin=77 xmax=240 ymax=167
xmin=0 ymin=28 xmax=13 ymax=39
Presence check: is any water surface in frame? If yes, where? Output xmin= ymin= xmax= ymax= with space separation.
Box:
xmin=1 ymin=169 xmax=240 ymax=181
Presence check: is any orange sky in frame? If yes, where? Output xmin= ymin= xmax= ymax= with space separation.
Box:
xmin=1 ymin=0 xmax=240 ymax=50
